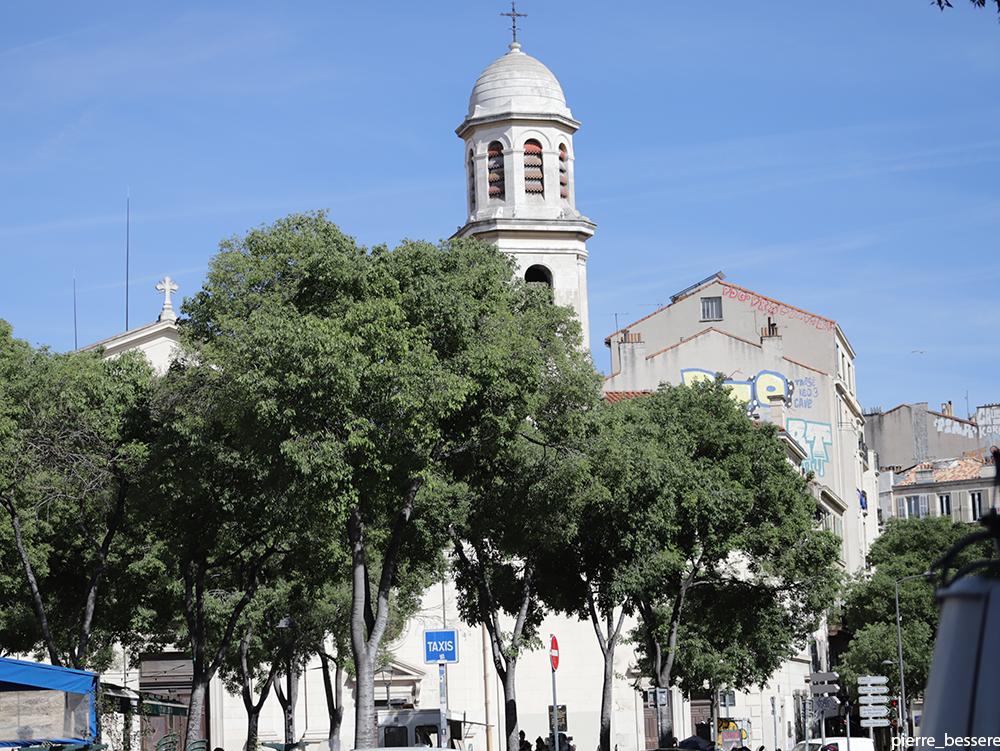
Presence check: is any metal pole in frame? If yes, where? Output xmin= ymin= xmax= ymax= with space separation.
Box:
xmin=550 ymin=636 xmax=559 ymax=751
xmin=483 ymin=624 xmax=494 ymax=751
xmin=771 ymin=696 xmax=778 ymax=751
xmin=804 ymin=691 xmax=810 ymax=750
xmin=895 ymin=576 xmax=906 ymax=739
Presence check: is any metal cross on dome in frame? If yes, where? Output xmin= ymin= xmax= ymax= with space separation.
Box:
xmin=501 ymin=1 xmax=527 ymax=43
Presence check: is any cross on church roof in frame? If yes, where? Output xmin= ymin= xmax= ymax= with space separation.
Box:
xmin=501 ymin=1 xmax=527 ymax=43
xmin=156 ymin=276 xmax=179 ymax=322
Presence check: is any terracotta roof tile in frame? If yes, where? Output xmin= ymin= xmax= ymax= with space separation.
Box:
xmin=602 ymin=390 xmax=653 ymax=403
xmin=898 ymin=457 xmax=986 ymax=485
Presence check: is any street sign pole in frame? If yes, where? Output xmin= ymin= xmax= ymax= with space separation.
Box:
xmin=810 ymin=672 xmax=839 ymax=745
xmin=857 ymin=677 xmax=889 ymax=740
xmin=550 ymin=635 xmax=559 ymax=751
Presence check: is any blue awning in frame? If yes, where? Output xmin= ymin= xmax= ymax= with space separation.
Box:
xmin=0 ymin=657 xmax=99 ymax=746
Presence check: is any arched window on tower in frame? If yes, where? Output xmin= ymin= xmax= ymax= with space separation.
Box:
xmin=524 ymin=264 xmax=552 ymax=289
xmin=524 ymin=140 xmax=543 ymax=197
xmin=468 ymin=149 xmax=476 ymax=211
xmin=558 ymin=144 xmax=569 ymax=200
xmin=488 ymin=142 xmax=505 ymax=200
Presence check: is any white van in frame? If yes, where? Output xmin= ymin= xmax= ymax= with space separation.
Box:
xmin=791 ymin=739 xmax=876 ymax=751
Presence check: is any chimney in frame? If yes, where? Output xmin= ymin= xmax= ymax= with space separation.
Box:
xmin=760 ymin=317 xmax=783 ymax=360
xmin=617 ymin=330 xmax=646 ymax=387
xmin=768 ymin=394 xmax=786 ymax=430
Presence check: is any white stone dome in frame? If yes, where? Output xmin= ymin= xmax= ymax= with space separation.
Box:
xmin=467 ymin=43 xmax=572 ymax=120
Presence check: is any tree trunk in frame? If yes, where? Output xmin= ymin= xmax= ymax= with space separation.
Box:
xmin=3 ymin=493 xmax=61 ymax=666
xmin=320 ymin=651 xmax=345 ymax=742
xmin=451 ymin=535 xmax=536 ymax=751
xmin=501 ymin=663 xmax=520 ymax=751
xmin=274 ymin=664 xmax=299 ymax=744
xmin=238 ymin=627 xmax=276 ymax=751
xmin=585 ymin=590 xmax=626 ymax=751
xmin=349 ymin=503 xmax=378 ymax=750
xmin=186 ymin=678 xmax=209 ymax=746
xmin=350 ymin=478 xmax=423 ymax=750
xmin=182 ymin=550 xmax=262 ymax=744
xmin=246 ymin=711 xmax=261 ymax=751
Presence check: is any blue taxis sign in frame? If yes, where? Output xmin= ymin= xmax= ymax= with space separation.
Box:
xmin=424 ymin=629 xmax=459 ymax=664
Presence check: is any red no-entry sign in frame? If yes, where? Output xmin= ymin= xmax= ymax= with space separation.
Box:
xmin=550 ymin=635 xmax=559 ymax=671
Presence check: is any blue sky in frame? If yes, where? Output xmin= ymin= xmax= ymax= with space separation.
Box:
xmin=3 ymin=1 xmax=998 ymax=417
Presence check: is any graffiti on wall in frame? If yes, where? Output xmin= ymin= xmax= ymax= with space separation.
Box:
xmin=721 ymin=285 xmax=836 ymax=332
xmin=933 ymin=416 xmax=977 ymax=440
xmin=680 ymin=367 xmax=831 ymax=477
xmin=787 ymin=418 xmax=834 ymax=478
xmin=793 ymin=376 xmax=818 ymax=411
xmin=975 ymin=404 xmax=1000 ymax=446
xmin=681 ymin=368 xmax=795 ymax=412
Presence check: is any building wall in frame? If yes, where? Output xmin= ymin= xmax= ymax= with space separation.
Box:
xmin=606 ymin=281 xmax=839 ymax=381
xmin=864 ymin=403 xmax=983 ymax=470
xmin=602 ymin=283 xmax=877 ymax=576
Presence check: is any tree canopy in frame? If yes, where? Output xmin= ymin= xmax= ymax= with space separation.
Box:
xmin=609 ymin=379 xmax=841 ymax=743
xmin=837 ymin=515 xmax=993 ymax=697
xmin=0 ymin=321 xmax=160 ymax=671
xmin=180 ymin=211 xmax=597 ymax=747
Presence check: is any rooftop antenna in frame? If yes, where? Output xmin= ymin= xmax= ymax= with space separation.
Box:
xmin=125 ymin=187 xmax=130 ymax=331
xmin=501 ymin=1 xmax=527 ymax=43
xmin=604 ymin=311 xmax=630 ymax=333
xmin=73 ymin=270 xmax=78 ymax=350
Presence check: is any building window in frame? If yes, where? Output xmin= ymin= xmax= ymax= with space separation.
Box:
xmin=905 ymin=495 xmax=927 ymax=519
xmin=559 ymin=143 xmax=569 ymax=199
xmin=701 ymin=296 xmax=723 ymax=321
xmin=971 ymin=491 xmax=983 ymax=521
xmin=468 ymin=149 xmax=476 ymax=211
xmin=524 ymin=140 xmax=543 ymax=196
xmin=897 ymin=498 xmax=906 ymax=518
xmin=488 ymin=142 xmax=505 ymax=200
xmin=385 ymin=727 xmax=407 ymax=746
xmin=938 ymin=494 xmax=951 ymax=518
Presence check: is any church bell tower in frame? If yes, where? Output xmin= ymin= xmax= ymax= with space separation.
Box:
xmin=454 ymin=41 xmax=596 ymax=342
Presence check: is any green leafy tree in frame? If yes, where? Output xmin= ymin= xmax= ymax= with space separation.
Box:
xmin=0 ymin=321 xmax=157 ymax=670
xmin=143 ymin=353 xmax=328 ymax=742
xmin=449 ymin=433 xmax=596 ymax=751
xmin=838 ymin=516 xmax=993 ymax=697
xmin=441 ymin=276 xmax=598 ymax=751
xmin=616 ymin=379 xmax=841 ymax=746
xmin=548 ymin=400 xmax=664 ymax=751
xmin=219 ymin=593 xmax=280 ymax=750
xmin=181 ymin=212 xmax=585 ymax=748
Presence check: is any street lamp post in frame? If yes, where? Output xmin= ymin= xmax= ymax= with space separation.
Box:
xmin=383 ymin=665 xmax=395 ymax=707
xmin=893 ymin=572 xmax=934 ymax=738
